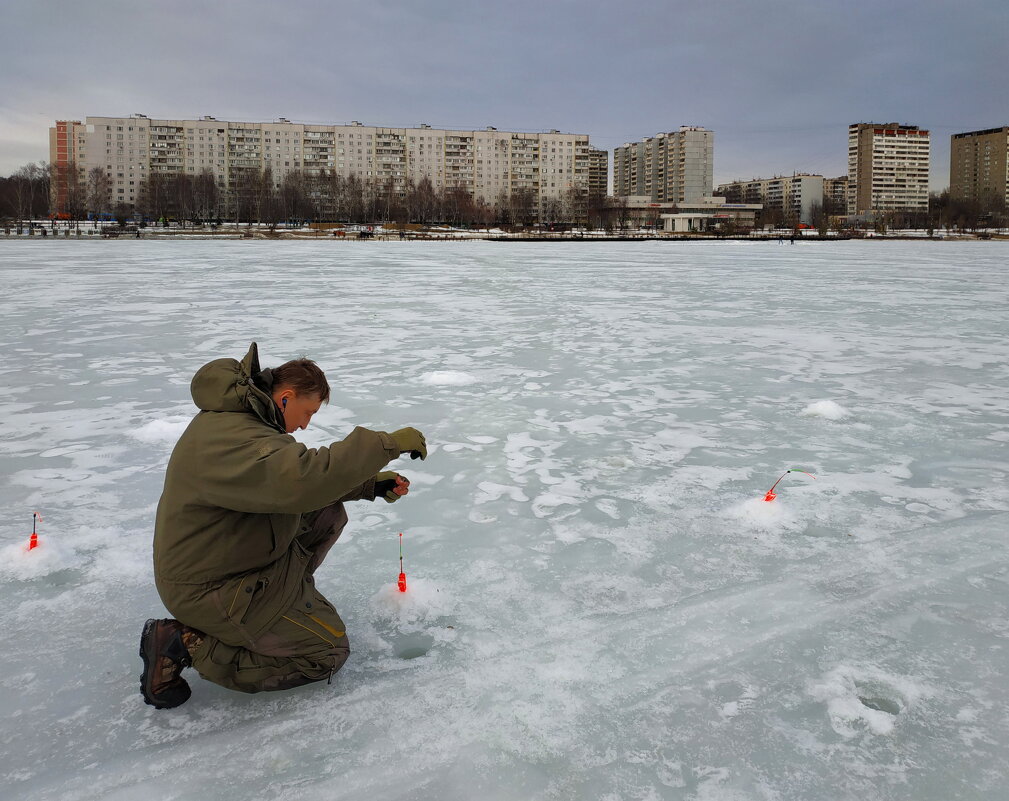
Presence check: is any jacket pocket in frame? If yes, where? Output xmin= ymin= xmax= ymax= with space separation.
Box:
xmin=219 ymin=573 xmax=260 ymax=625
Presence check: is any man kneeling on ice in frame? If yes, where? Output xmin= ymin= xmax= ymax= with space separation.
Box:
xmin=140 ymin=342 xmax=427 ymax=709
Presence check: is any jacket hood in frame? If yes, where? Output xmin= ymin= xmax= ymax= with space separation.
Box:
xmin=190 ymin=342 xmax=285 ymax=431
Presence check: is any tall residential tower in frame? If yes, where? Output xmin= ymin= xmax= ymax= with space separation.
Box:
xmin=847 ymin=122 xmax=930 ymax=215
xmin=613 ymin=127 xmax=713 ymax=204
xmin=950 ymin=126 xmax=1009 ymax=206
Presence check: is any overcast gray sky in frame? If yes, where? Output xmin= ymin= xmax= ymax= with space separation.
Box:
xmin=2 ymin=0 xmax=1006 ymax=189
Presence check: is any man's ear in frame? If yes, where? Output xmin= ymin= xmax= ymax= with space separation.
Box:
xmin=275 ymin=387 xmax=295 ymax=408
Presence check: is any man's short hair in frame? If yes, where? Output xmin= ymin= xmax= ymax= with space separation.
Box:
xmin=271 ymin=358 xmax=330 ymax=403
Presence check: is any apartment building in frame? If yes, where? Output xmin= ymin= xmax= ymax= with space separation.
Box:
xmin=715 ymin=174 xmax=824 ymax=225
xmin=49 ymin=115 xmax=604 ymax=215
xmin=950 ymin=126 xmax=1009 ymax=205
xmin=613 ymin=127 xmax=713 ymax=204
xmin=823 ymin=176 xmax=848 ymax=211
xmin=586 ymin=147 xmax=608 ymax=197
xmin=847 ymin=123 xmax=930 ymax=215
xmin=50 ymin=120 xmax=76 ymax=212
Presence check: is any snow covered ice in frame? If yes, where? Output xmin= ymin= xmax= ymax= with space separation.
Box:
xmin=2 ymin=239 xmax=1008 ymax=800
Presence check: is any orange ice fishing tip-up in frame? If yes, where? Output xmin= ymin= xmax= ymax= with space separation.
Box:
xmin=398 ymin=532 xmax=407 ymax=592
xmin=27 ymin=511 xmax=42 ymax=551
xmin=763 ymin=469 xmax=816 ymax=502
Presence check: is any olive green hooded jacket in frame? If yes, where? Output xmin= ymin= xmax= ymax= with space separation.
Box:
xmin=153 ymin=342 xmax=401 ymax=645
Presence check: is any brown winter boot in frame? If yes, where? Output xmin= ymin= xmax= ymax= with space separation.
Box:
xmin=139 ymin=618 xmax=203 ymax=709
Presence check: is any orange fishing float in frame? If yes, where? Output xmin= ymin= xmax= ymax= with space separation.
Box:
xmin=27 ymin=511 xmax=42 ymax=551
xmin=398 ymin=532 xmax=407 ymax=593
xmin=763 ymin=469 xmax=816 ymax=502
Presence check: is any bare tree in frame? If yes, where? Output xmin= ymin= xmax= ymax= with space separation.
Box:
xmin=3 ymin=163 xmax=48 ymax=225
xmin=494 ymin=188 xmax=512 ymax=226
xmin=60 ymin=162 xmax=87 ymax=227
xmin=509 ymin=187 xmax=537 ymax=227
xmin=757 ymin=205 xmax=785 ymax=230
xmin=36 ymin=162 xmax=52 ymax=221
xmin=326 ymin=171 xmax=346 ymax=221
xmin=230 ymin=168 xmax=261 ymax=224
xmin=192 ymin=169 xmax=219 ymax=223
xmin=614 ymin=195 xmax=630 ymax=231
xmin=343 ymin=174 xmax=366 ymax=222
xmin=87 ymin=167 xmax=113 ymax=222
xmin=252 ymin=167 xmax=273 ymax=225
xmin=261 ymin=168 xmax=283 ymax=229
xmin=0 ymin=175 xmax=9 ymax=219
xmin=541 ymin=196 xmax=563 ymax=228
xmin=362 ymin=178 xmax=382 ymax=223
xmin=11 ymin=163 xmax=40 ymax=224
xmin=472 ymin=195 xmax=495 ymax=229
xmin=172 ymin=173 xmax=194 ymax=226
xmin=409 ymin=177 xmax=438 ymax=224
xmin=586 ymin=190 xmax=608 ymax=230
xmin=563 ymin=184 xmax=587 ymax=226
xmin=304 ymin=170 xmax=329 ymax=222
xmin=142 ymin=171 xmax=175 ymax=224
xmin=443 ymin=186 xmax=476 ymax=226
xmin=278 ymin=170 xmax=308 ymax=224
xmin=375 ymin=177 xmax=396 ymax=222
xmin=821 ymin=193 xmax=845 ymax=218
xmin=781 ymin=190 xmax=798 ymax=229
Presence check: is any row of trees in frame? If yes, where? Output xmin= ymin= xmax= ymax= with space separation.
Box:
xmin=4 ymin=161 xmax=609 ymax=229
xmin=0 ymin=162 xmax=51 ymax=222
xmin=153 ymin=167 xmax=612 ymax=229
xmin=927 ymin=190 xmax=1008 ymax=233
xmin=4 ymin=160 xmax=1008 ymax=232
xmin=757 ymin=191 xmax=1008 ymax=235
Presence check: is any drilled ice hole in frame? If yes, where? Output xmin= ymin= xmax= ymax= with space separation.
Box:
xmin=394 ymin=633 xmax=434 ymax=660
xmin=855 ymin=680 xmax=904 ymax=716
xmin=857 ymin=695 xmax=902 ymax=716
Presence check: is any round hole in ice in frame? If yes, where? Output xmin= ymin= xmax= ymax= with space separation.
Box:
xmin=857 ymin=694 xmax=902 ymax=716
xmin=394 ymin=632 xmax=434 ymax=660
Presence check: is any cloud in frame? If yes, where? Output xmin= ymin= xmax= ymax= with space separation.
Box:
xmin=2 ymin=0 xmax=1006 ymax=187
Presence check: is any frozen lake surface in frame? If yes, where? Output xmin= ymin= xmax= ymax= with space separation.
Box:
xmin=1 ymin=240 xmax=1007 ymax=800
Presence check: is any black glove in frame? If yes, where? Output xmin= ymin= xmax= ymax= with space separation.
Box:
xmin=375 ymin=471 xmax=410 ymax=503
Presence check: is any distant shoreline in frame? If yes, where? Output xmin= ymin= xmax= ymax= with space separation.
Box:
xmin=2 ymin=224 xmax=1005 ymax=244
xmin=2 ymin=233 xmax=1004 ymax=243
xmin=3 ymin=231 xmax=1004 ymax=243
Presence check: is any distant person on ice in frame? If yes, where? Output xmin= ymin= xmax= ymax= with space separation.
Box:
xmin=139 ymin=342 xmax=427 ymax=709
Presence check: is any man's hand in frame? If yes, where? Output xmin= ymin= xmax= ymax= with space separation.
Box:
xmin=375 ymin=471 xmax=410 ymax=503
xmin=391 ymin=427 xmax=427 ymax=460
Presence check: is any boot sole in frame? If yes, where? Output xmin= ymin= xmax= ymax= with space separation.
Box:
xmin=139 ymin=618 xmax=191 ymax=709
